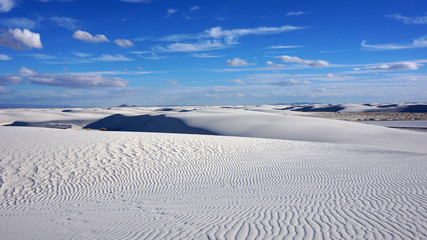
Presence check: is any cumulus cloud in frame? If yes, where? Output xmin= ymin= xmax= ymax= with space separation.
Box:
xmin=72 ymin=30 xmax=109 ymax=43
xmin=114 ymin=39 xmax=134 ymax=48
xmin=19 ymin=66 xmax=37 ymax=75
xmin=9 ymin=28 xmax=42 ymax=49
xmin=362 ymin=36 xmax=427 ymax=50
xmin=0 ymin=0 xmax=15 ymax=13
xmin=0 ymin=54 xmax=11 ymax=60
xmin=366 ymin=62 xmax=421 ymax=71
xmin=276 ymin=55 xmax=330 ymax=67
xmin=91 ymin=54 xmax=132 ymax=62
xmin=386 ymin=13 xmax=427 ymax=25
xmin=225 ymin=57 xmax=254 ymax=66
xmin=51 ymin=16 xmax=79 ymax=30
xmin=0 ymin=28 xmax=42 ymax=50
xmin=12 ymin=67 xmax=128 ymax=88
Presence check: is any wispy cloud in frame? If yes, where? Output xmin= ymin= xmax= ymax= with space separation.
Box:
xmin=272 ymin=79 xmax=309 ymax=87
xmin=159 ymin=25 xmax=303 ymax=43
xmin=90 ymin=54 xmax=132 ymax=62
xmin=0 ymin=54 xmax=11 ymax=60
xmin=130 ymin=51 xmax=165 ymax=60
xmin=361 ymin=36 xmax=427 ymax=50
xmin=51 ymin=16 xmax=80 ymax=30
xmin=114 ymin=39 xmax=134 ymax=48
xmin=269 ymin=45 xmax=303 ymax=49
xmin=0 ymin=74 xmax=22 ymax=85
xmin=189 ymin=6 xmax=199 ymax=12
xmin=193 ymin=53 xmax=221 ymax=58
xmin=365 ymin=62 xmax=422 ymax=71
xmin=72 ymin=30 xmax=109 ymax=43
xmin=21 ymin=53 xmax=58 ymax=59
xmin=0 ymin=0 xmax=15 ymax=13
xmin=229 ymin=79 xmax=246 ymax=85
xmin=276 ymin=55 xmax=330 ymax=67
xmin=155 ymin=40 xmax=226 ymax=52
xmin=0 ymin=17 xmax=41 ymax=29
xmin=286 ymin=11 xmax=308 ymax=16
xmin=72 ymin=51 xmax=91 ymax=57
xmin=0 ymin=28 xmax=43 ymax=50
xmin=12 ymin=67 xmax=128 ymax=88
xmin=386 ymin=13 xmax=427 ymax=25
xmin=166 ymin=9 xmax=178 ymax=18
xmin=266 ymin=61 xmax=285 ymax=69
xmin=156 ymin=25 xmax=303 ymax=52
xmin=225 ymin=57 xmax=254 ymax=66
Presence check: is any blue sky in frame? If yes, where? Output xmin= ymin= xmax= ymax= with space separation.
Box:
xmin=0 ymin=0 xmax=426 ymax=106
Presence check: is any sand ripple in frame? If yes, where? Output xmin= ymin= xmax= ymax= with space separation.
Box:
xmin=0 ymin=127 xmax=426 ymax=239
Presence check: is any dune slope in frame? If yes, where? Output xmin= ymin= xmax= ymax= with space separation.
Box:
xmin=0 ymin=126 xmax=426 ymax=239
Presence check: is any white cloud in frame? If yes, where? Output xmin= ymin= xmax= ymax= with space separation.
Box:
xmin=131 ymin=51 xmax=165 ymax=60
xmin=225 ymin=57 xmax=254 ymax=66
xmin=0 ymin=54 xmax=11 ymax=60
xmin=155 ymin=40 xmax=225 ymax=52
xmin=266 ymin=61 xmax=285 ymax=69
xmin=166 ymin=79 xmax=179 ymax=85
xmin=229 ymin=79 xmax=246 ymax=85
xmin=166 ymin=9 xmax=178 ymax=17
xmin=193 ymin=53 xmax=221 ymax=58
xmin=190 ymin=6 xmax=199 ymax=12
xmin=362 ymin=36 xmax=427 ymax=50
xmin=276 ymin=55 xmax=330 ymax=67
xmin=91 ymin=54 xmax=132 ymax=62
xmin=19 ymin=66 xmax=37 ymax=75
xmin=286 ymin=11 xmax=307 ymax=16
xmin=13 ymin=67 xmax=128 ymax=88
xmin=269 ymin=45 xmax=303 ymax=49
xmin=0 ymin=0 xmax=15 ymax=13
xmin=156 ymin=25 xmax=302 ymax=53
xmin=0 ymin=74 xmax=22 ymax=85
xmin=386 ymin=13 xmax=427 ymax=25
xmin=272 ymin=79 xmax=309 ymax=86
xmin=159 ymin=25 xmax=302 ymax=43
xmin=114 ymin=39 xmax=134 ymax=48
xmin=0 ymin=18 xmax=40 ymax=29
xmin=51 ymin=16 xmax=79 ymax=30
xmin=0 ymin=28 xmax=42 ymax=50
xmin=205 ymin=25 xmax=302 ymax=44
xmin=72 ymin=30 xmax=109 ymax=43
xmin=72 ymin=51 xmax=91 ymax=57
xmin=366 ymin=62 xmax=422 ymax=71
xmin=9 ymin=28 xmax=42 ymax=49
xmin=22 ymin=54 xmax=58 ymax=60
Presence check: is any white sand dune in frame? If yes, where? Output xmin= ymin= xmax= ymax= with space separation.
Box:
xmin=0 ymin=105 xmax=426 ymax=239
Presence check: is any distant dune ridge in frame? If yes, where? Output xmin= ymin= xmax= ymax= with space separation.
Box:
xmin=0 ymin=103 xmax=426 ymax=239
